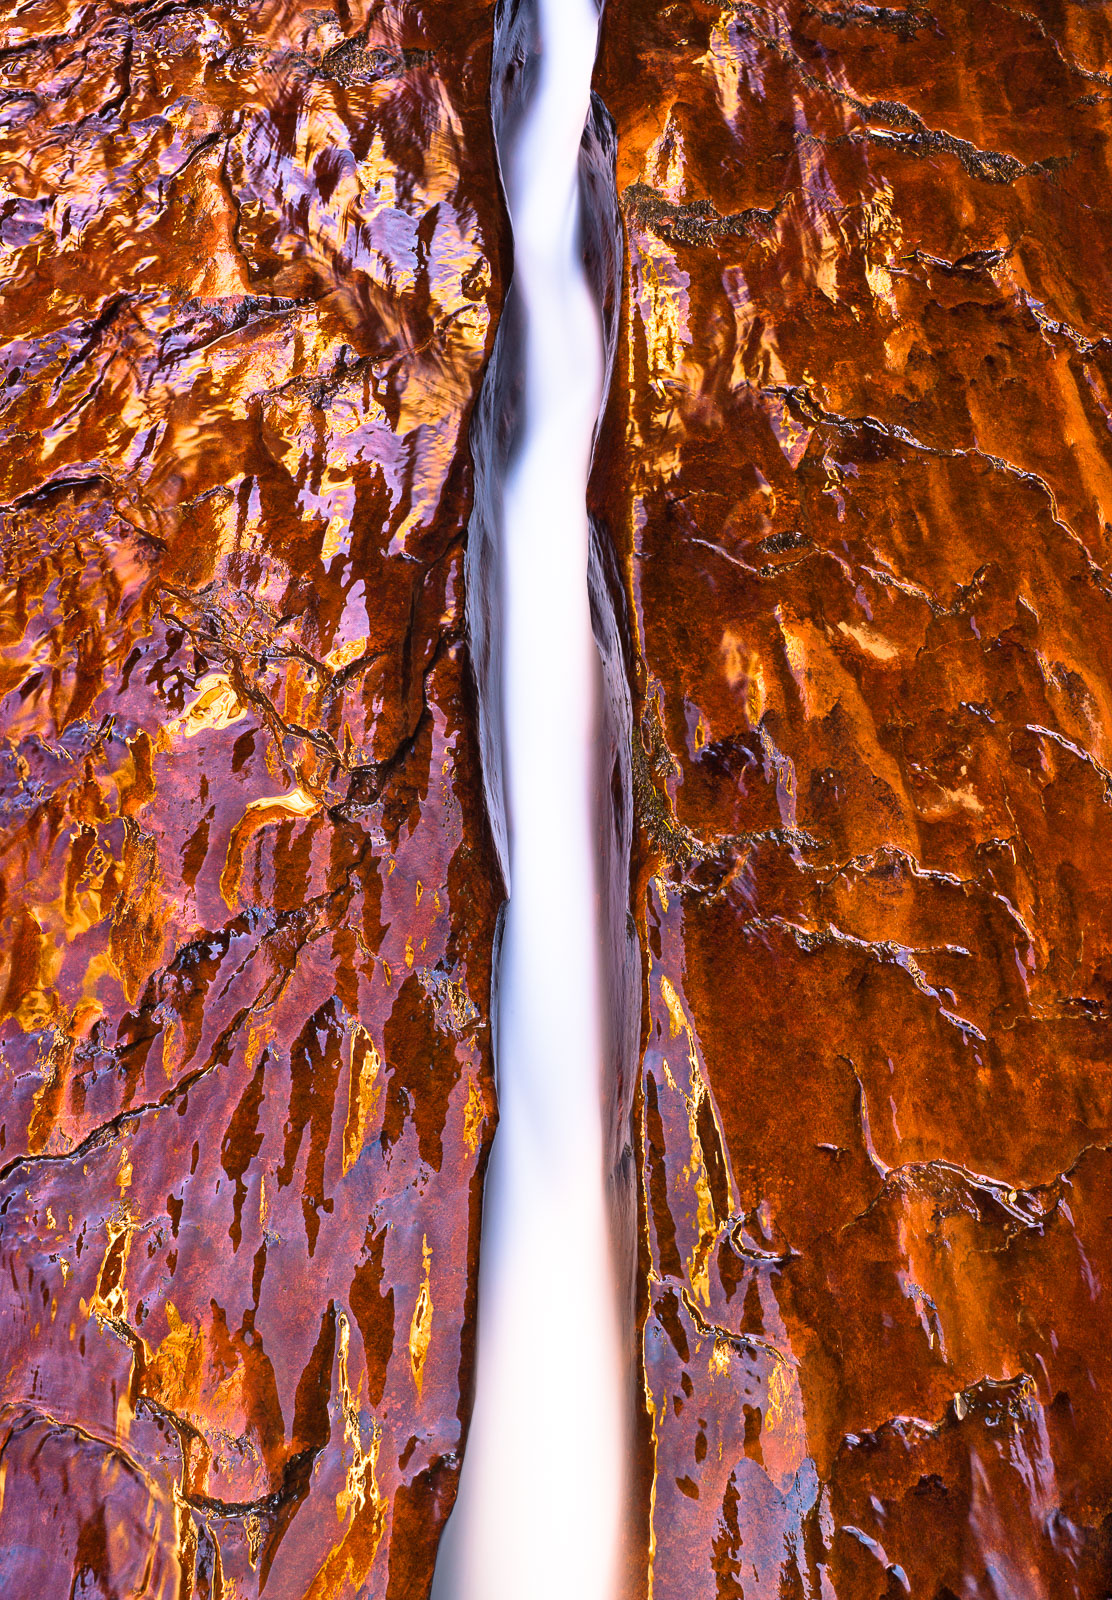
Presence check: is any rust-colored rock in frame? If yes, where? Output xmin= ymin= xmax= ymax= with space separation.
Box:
xmin=590 ymin=0 xmax=1112 ymax=1592
xmin=0 ymin=1 xmax=505 ymax=1592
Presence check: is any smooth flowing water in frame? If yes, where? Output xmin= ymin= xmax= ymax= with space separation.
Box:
xmin=431 ymin=1 xmax=625 ymax=1596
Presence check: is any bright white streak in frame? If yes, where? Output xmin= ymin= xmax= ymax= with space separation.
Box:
xmin=431 ymin=0 xmax=624 ymax=1596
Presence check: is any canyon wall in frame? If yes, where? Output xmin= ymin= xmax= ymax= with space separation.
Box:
xmin=589 ymin=0 xmax=1112 ymax=1592
xmin=0 ymin=1 xmax=508 ymax=1592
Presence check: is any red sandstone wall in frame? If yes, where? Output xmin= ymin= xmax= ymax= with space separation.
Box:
xmin=0 ymin=3 xmax=506 ymax=1592
xmin=590 ymin=0 xmax=1112 ymax=1591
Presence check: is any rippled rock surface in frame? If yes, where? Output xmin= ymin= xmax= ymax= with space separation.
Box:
xmin=0 ymin=1 xmax=505 ymax=1592
xmin=590 ymin=1 xmax=1112 ymax=1592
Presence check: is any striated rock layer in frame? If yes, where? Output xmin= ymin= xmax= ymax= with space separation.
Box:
xmin=0 ymin=0 xmax=507 ymax=1593
xmin=589 ymin=0 xmax=1112 ymax=1593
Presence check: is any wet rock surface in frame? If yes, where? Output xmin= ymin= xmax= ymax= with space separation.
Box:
xmin=0 ymin=0 xmax=505 ymax=1593
xmin=590 ymin=0 xmax=1112 ymax=1592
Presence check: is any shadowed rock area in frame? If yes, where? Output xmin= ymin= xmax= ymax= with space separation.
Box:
xmin=0 ymin=0 xmax=508 ymax=1592
xmin=589 ymin=0 xmax=1112 ymax=1593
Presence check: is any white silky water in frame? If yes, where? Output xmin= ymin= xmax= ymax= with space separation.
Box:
xmin=430 ymin=0 xmax=625 ymax=1596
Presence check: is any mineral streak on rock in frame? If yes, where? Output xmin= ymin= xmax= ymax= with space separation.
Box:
xmin=0 ymin=0 xmax=507 ymax=1593
xmin=589 ymin=0 xmax=1112 ymax=1592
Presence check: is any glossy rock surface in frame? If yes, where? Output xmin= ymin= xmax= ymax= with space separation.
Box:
xmin=0 ymin=1 xmax=505 ymax=1593
xmin=590 ymin=0 xmax=1112 ymax=1593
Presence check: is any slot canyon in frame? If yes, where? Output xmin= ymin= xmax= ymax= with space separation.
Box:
xmin=1 ymin=0 xmax=1111 ymax=1595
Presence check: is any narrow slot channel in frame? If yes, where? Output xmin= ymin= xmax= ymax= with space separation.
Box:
xmin=431 ymin=0 xmax=626 ymax=1595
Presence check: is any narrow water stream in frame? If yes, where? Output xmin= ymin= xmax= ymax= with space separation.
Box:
xmin=431 ymin=1 xmax=625 ymax=1595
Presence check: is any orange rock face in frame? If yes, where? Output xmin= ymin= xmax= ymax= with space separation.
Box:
xmin=590 ymin=0 xmax=1112 ymax=1593
xmin=0 ymin=1 xmax=505 ymax=1593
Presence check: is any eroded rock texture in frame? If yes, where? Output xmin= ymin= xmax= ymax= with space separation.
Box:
xmin=0 ymin=1 xmax=505 ymax=1593
xmin=590 ymin=0 xmax=1112 ymax=1593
